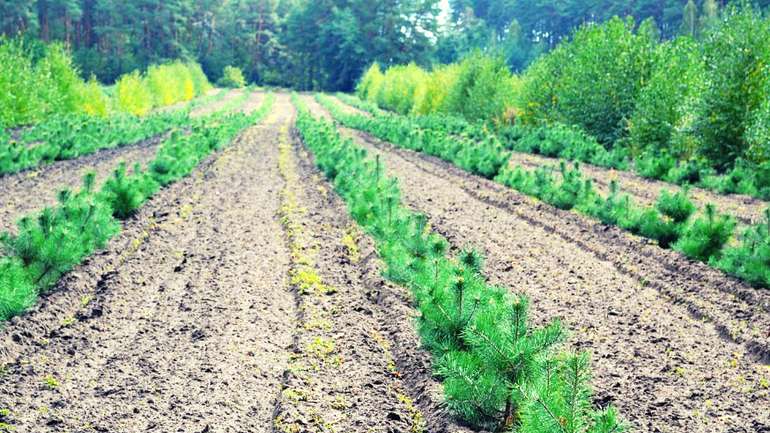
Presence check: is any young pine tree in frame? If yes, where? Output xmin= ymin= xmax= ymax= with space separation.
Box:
xmin=519 ymin=352 xmax=627 ymax=433
xmin=440 ymin=294 xmax=565 ymax=430
xmin=675 ymin=204 xmax=735 ymax=262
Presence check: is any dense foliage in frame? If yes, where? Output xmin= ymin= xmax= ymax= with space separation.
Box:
xmin=0 ymin=38 xmax=211 ymax=127
xmin=358 ymin=4 xmax=770 ymax=202
xmin=293 ymin=94 xmax=626 ymax=432
xmin=5 ymin=0 xmax=760 ymax=91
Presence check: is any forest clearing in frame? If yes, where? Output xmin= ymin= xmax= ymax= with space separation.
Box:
xmin=2 ymin=1 xmax=770 ymax=432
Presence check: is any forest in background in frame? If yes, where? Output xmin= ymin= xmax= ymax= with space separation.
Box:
xmin=2 ymin=0 xmax=768 ymax=91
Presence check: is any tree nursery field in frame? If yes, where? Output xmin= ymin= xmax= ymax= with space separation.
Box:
xmin=2 ymin=1 xmax=770 ymax=433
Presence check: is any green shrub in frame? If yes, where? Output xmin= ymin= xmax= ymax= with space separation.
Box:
xmin=187 ymin=62 xmax=213 ymax=95
xmin=412 ymin=64 xmax=460 ymax=115
xmin=99 ymin=163 xmax=160 ymax=219
xmin=218 ymin=65 xmax=247 ymax=88
xmin=628 ymin=37 xmax=705 ymax=157
xmin=674 ymin=204 xmax=735 ymax=262
xmin=115 ymin=71 xmax=153 ymax=116
xmin=695 ymin=6 xmax=770 ymax=170
xmin=718 ymin=209 xmax=770 ymax=288
xmin=519 ymin=353 xmax=626 ymax=433
xmin=0 ymin=38 xmax=40 ymax=127
xmin=443 ymin=53 xmax=517 ymax=123
xmin=1 ymin=177 xmax=120 ymax=292
xmin=0 ymin=258 xmax=35 ymax=322
xmin=635 ymin=151 xmax=677 ymax=180
xmin=519 ymin=17 xmax=658 ymax=146
xmin=375 ymin=63 xmax=428 ymax=114
xmin=656 ymin=190 xmax=696 ymax=225
xmin=0 ymin=38 xmax=92 ymax=127
xmin=356 ymin=63 xmax=385 ymax=103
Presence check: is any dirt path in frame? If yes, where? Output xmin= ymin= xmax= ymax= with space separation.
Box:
xmin=0 ymin=95 xmax=295 ymax=432
xmin=330 ymin=95 xmax=769 ymax=227
xmin=268 ymin=115 xmax=468 ymax=432
xmin=305 ymin=96 xmax=770 ymax=433
xmin=0 ymin=92 xmax=258 ymax=234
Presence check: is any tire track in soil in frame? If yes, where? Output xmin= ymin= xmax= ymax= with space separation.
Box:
xmin=331 ymin=95 xmax=769 ymax=227
xmin=0 ymin=94 xmax=295 ymax=432
xmin=0 ymin=91 xmax=257 ymax=234
xmin=280 ymin=113 xmax=473 ymax=433
xmin=303 ymin=96 xmax=770 ymax=433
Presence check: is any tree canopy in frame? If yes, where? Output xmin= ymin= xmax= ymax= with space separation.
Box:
xmin=1 ymin=0 xmax=768 ymax=89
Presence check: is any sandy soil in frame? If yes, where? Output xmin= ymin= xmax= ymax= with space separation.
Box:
xmin=305 ymin=95 xmax=770 ymax=433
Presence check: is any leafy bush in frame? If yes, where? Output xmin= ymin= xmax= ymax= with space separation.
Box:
xmin=0 ymin=38 xmax=41 ymax=127
xmin=628 ymin=37 xmax=705 ymax=157
xmin=375 ymin=63 xmax=428 ymax=114
xmin=218 ymin=65 xmax=247 ymax=88
xmin=519 ymin=17 xmax=658 ymax=146
xmin=146 ymin=61 xmax=197 ymax=106
xmin=0 ymin=38 xmax=96 ymax=127
xmin=188 ymin=62 xmax=213 ymax=95
xmin=35 ymin=43 xmax=88 ymax=116
xmin=115 ymin=71 xmax=154 ymax=116
xmin=356 ymin=63 xmax=385 ymax=103
xmin=77 ymin=77 xmax=110 ymax=117
xmin=412 ymin=64 xmax=460 ymax=115
xmin=695 ymin=6 xmax=770 ymax=170
xmin=442 ymin=53 xmax=517 ymax=123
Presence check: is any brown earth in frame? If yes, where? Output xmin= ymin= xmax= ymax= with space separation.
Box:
xmin=0 ymin=94 xmax=463 ymax=433
xmin=306 ymin=95 xmax=770 ymax=433
xmin=0 ymin=94 xmax=294 ymax=432
xmin=271 ymin=115 xmax=470 ymax=432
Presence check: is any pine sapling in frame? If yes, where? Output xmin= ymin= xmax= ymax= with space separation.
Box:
xmin=520 ymin=352 xmax=627 ymax=433
xmin=675 ymin=204 xmax=735 ymax=262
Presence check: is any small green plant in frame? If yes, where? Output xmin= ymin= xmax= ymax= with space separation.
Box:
xmin=99 ymin=163 xmax=159 ymax=219
xmin=217 ymin=66 xmax=247 ymax=88
xmin=43 ymin=375 xmax=60 ymax=389
xmin=718 ymin=208 xmax=770 ymax=287
xmin=675 ymin=204 xmax=735 ymax=262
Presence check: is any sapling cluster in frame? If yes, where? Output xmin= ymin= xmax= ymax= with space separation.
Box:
xmin=321 ymin=94 xmax=759 ymax=287
xmin=0 ymin=110 xmax=189 ymax=176
xmin=718 ymin=208 xmax=770 ymax=287
xmin=293 ymin=94 xmax=626 ymax=432
xmin=1 ymin=173 xmax=119 ymax=298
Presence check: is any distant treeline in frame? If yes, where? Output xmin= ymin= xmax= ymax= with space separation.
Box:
xmin=2 ymin=0 xmax=767 ymax=91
